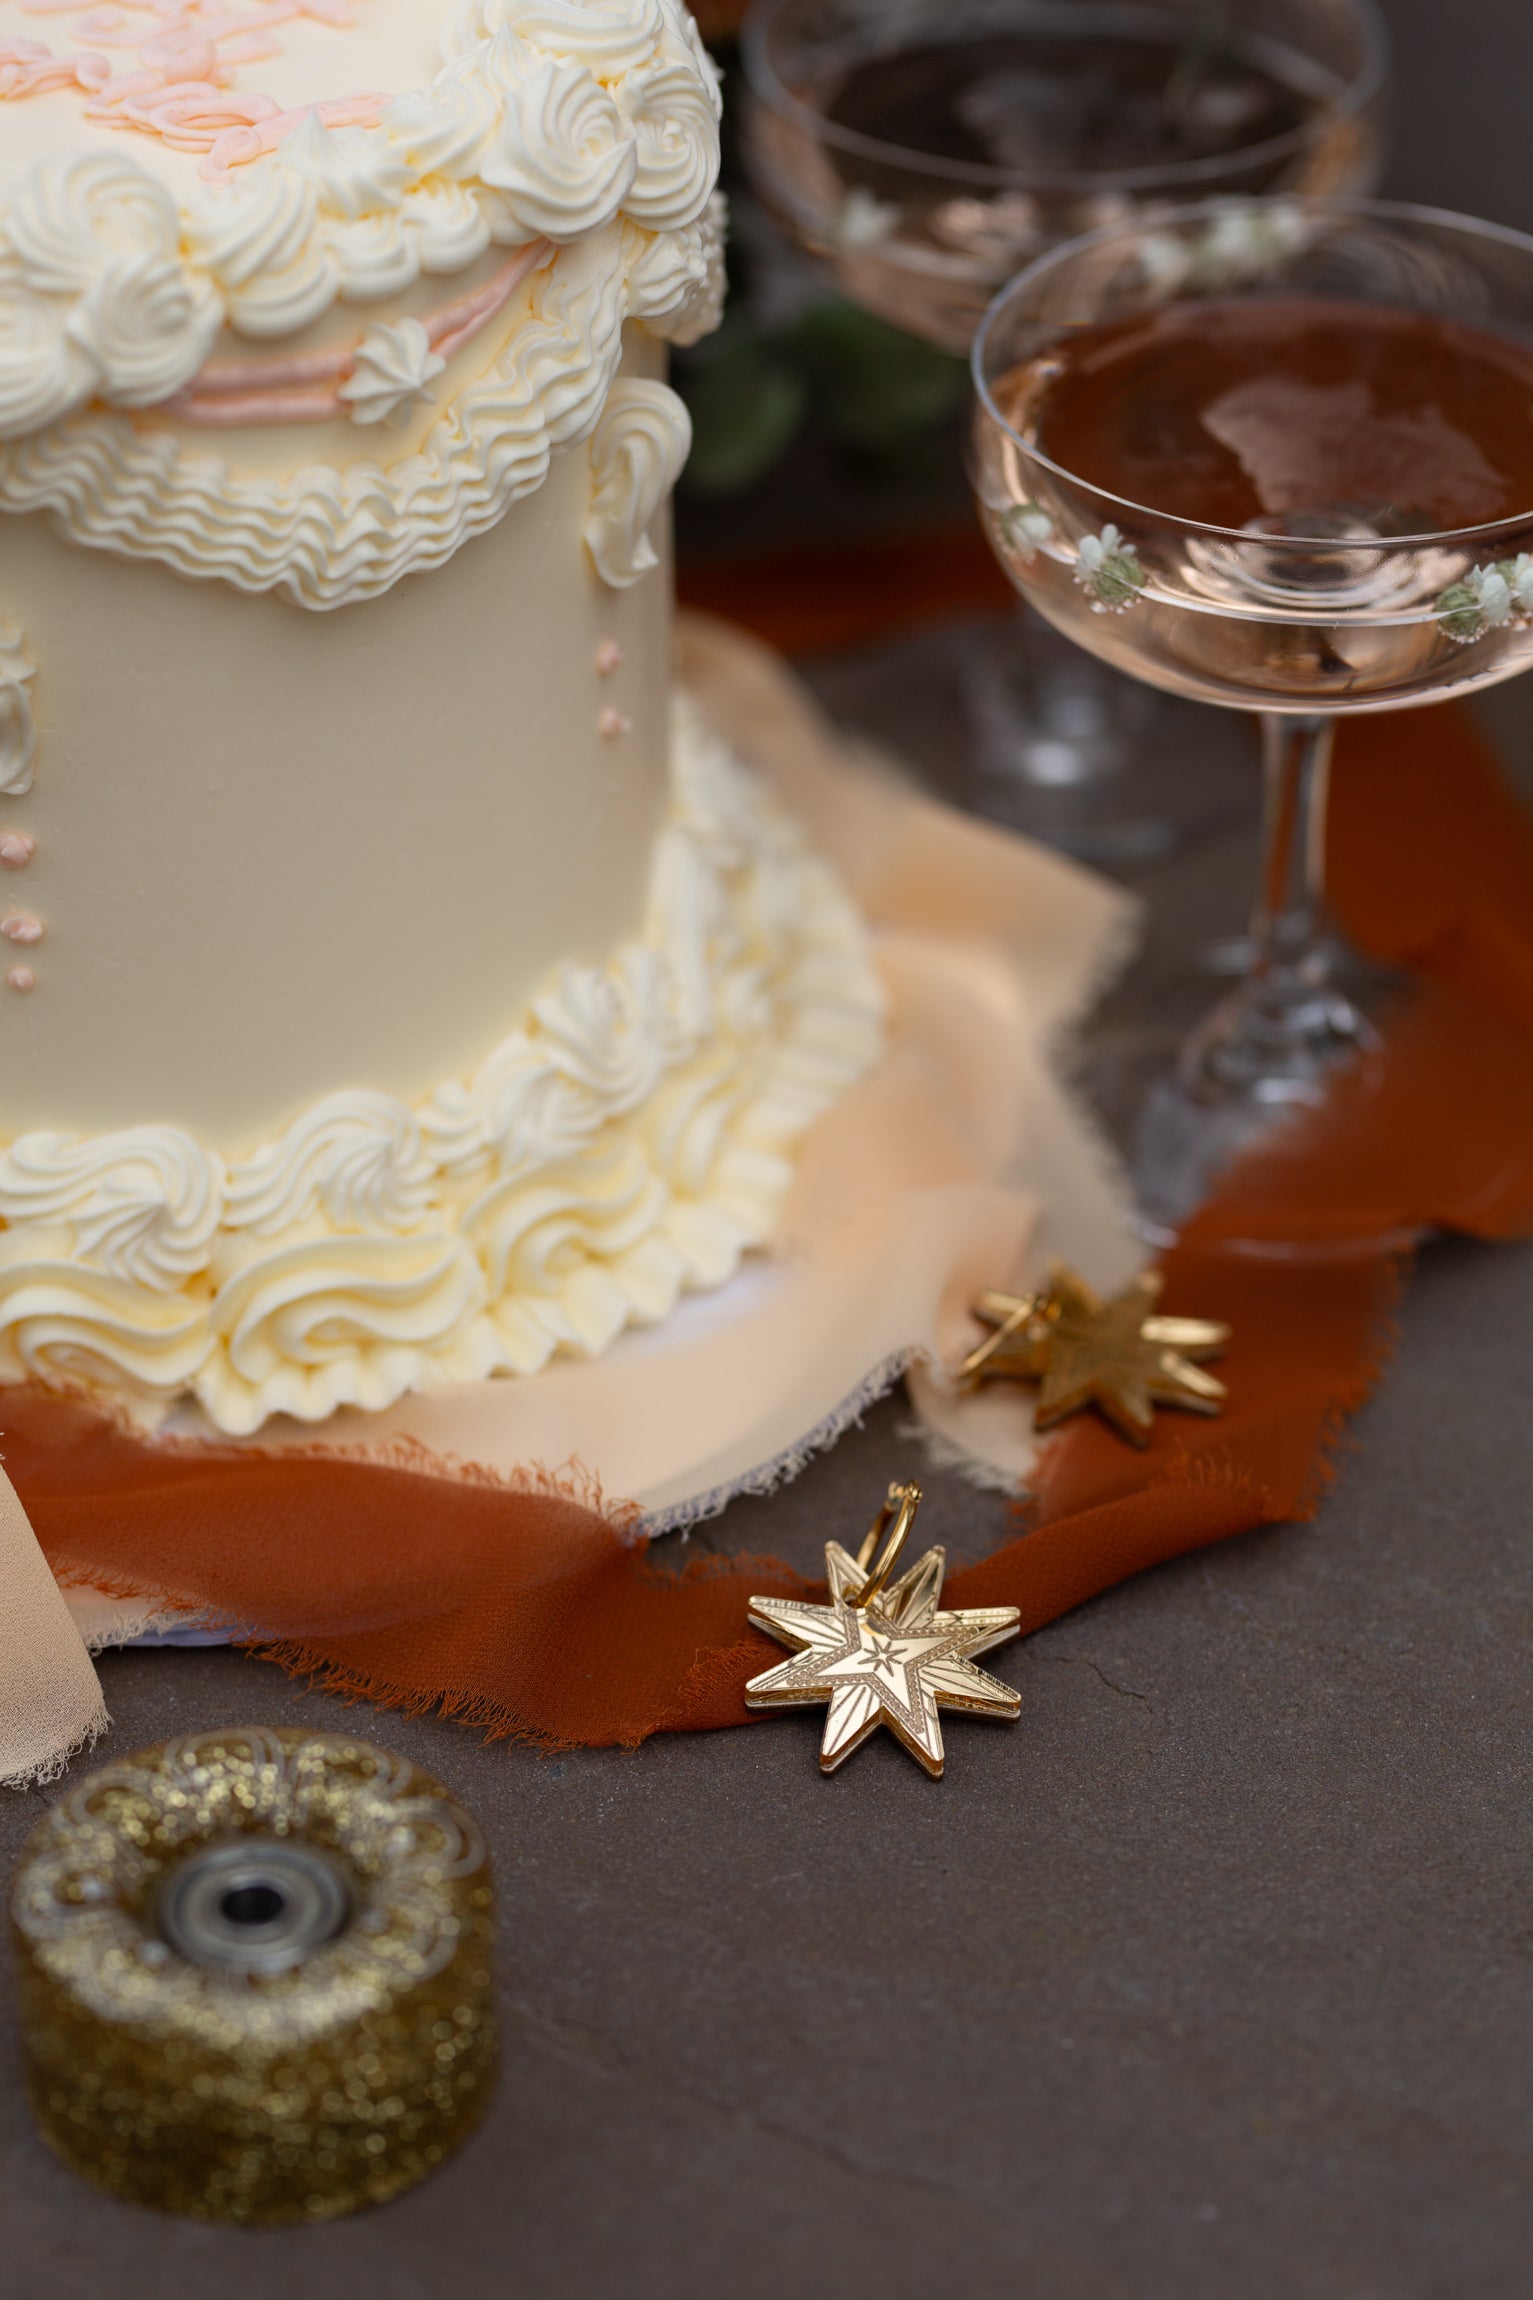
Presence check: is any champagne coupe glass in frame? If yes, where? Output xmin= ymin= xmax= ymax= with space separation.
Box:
xmin=743 ymin=0 xmax=1389 ymax=862
xmin=971 ymin=195 xmax=1533 ymax=1238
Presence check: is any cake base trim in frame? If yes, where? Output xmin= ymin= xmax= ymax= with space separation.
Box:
xmin=0 ymin=692 xmax=886 ymax=1435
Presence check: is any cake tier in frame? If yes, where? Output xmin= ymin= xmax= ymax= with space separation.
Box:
xmin=0 ymin=0 xmax=724 ymax=433
xmin=0 ymin=0 xmax=726 ymax=605
xmin=0 ymin=667 xmax=884 ymax=1434
xmin=0 ymin=370 xmax=680 ymax=1143
xmin=0 ymin=4 xmax=886 ymax=1437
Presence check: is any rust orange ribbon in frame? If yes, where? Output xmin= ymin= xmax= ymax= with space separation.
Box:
xmin=6 ymin=600 xmax=1533 ymax=1750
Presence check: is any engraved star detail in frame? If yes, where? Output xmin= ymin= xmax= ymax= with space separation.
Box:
xmin=746 ymin=1538 xmax=1021 ymax=1778
xmin=963 ymin=1266 xmax=1229 ymax=1446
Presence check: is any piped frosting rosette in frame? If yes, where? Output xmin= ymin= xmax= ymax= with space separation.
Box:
xmin=0 ymin=702 xmax=886 ymax=1434
xmin=0 ymin=0 xmax=727 ymax=605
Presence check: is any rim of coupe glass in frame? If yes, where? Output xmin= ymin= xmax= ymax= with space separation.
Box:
xmin=972 ymin=194 xmax=1533 ymax=551
xmin=743 ymin=0 xmax=1390 ymax=198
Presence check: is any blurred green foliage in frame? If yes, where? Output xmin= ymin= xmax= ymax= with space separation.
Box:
xmin=677 ymin=300 xmax=966 ymax=496
xmin=679 ymin=319 xmax=809 ymax=494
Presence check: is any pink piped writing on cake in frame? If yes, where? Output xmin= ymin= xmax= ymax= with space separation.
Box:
xmin=0 ymin=1 xmax=388 ymax=180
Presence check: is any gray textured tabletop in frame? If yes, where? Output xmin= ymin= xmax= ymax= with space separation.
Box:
xmin=6 ymin=5 xmax=1533 ymax=2291
xmin=3 ymin=1231 xmax=1532 ymax=2300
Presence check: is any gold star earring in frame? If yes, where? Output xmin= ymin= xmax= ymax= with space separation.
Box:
xmin=745 ymin=1482 xmax=1022 ymax=1778
xmin=961 ymin=1265 xmax=1230 ymax=1446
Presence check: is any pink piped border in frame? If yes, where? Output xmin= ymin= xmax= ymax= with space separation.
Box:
xmin=157 ymin=240 xmax=552 ymax=429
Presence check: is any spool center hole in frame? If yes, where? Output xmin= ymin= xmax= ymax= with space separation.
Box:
xmin=220 ymin=1882 xmax=286 ymax=1928
xmin=158 ymin=1839 xmax=351 ymax=1972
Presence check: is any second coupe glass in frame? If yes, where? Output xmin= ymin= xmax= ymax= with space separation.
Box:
xmin=744 ymin=0 xmax=1389 ymax=860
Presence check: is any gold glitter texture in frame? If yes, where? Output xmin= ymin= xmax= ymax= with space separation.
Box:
xmin=9 ymin=1726 xmax=497 ymax=2224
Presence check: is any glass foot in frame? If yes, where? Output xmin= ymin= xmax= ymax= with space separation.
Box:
xmin=959 ymin=613 xmax=1253 ymax=865
xmin=1133 ymin=985 xmax=1378 ymax=1244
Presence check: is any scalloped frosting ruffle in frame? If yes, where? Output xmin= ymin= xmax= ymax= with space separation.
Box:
xmin=0 ymin=205 xmax=720 ymax=609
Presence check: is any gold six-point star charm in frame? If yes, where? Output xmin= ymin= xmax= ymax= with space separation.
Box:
xmin=961 ymin=1265 xmax=1230 ymax=1446
xmin=745 ymin=1482 xmax=1022 ymax=1777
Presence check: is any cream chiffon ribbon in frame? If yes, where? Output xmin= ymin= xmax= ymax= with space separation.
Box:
xmin=0 ymin=614 xmax=1142 ymax=1786
xmin=0 ymin=1459 xmax=109 ymax=1786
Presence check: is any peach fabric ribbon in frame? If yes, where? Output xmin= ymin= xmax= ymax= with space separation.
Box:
xmin=0 ymin=617 xmax=1142 ymax=1782
xmin=2 ymin=614 xmax=1531 ymax=1776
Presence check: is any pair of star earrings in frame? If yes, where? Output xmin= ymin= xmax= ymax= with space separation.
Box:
xmin=745 ymin=1267 xmax=1232 ymax=1778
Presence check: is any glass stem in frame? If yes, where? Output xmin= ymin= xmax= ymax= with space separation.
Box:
xmin=1249 ymin=711 xmax=1334 ymax=1024
xmin=1188 ymin=713 xmax=1366 ymax=1101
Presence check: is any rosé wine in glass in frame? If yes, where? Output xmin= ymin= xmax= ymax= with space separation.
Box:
xmin=972 ymin=197 xmax=1533 ymax=1237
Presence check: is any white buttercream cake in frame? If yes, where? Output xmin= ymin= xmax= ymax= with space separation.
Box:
xmin=0 ymin=0 xmax=883 ymax=1433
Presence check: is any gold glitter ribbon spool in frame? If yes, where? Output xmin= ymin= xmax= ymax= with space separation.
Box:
xmin=8 ymin=1726 xmax=496 ymax=2224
